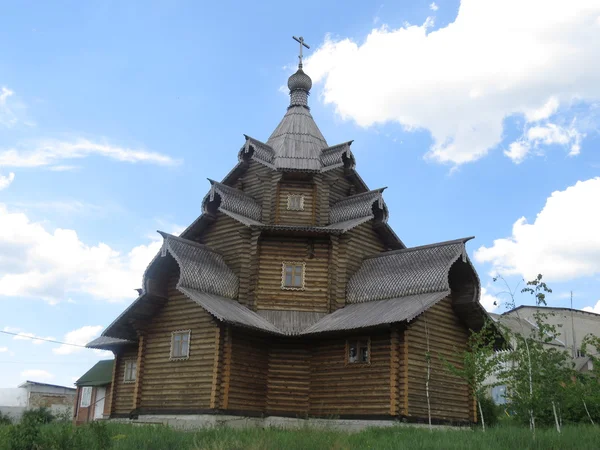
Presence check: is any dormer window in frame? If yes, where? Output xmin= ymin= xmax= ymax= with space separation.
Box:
xmin=287 ymin=194 xmax=305 ymax=211
xmin=281 ymin=262 xmax=305 ymax=290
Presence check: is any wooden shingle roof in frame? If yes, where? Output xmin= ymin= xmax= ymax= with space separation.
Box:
xmin=347 ymin=237 xmax=474 ymax=304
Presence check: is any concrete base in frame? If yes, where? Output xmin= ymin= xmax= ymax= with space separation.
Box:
xmin=125 ymin=414 xmax=463 ymax=432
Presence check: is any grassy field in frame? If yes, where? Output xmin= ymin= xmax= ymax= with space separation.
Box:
xmin=1 ymin=422 xmax=599 ymax=450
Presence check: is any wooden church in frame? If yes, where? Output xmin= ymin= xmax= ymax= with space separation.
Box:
xmin=88 ymin=38 xmax=488 ymax=425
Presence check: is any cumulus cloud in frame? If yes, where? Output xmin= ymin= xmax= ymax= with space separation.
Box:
xmin=429 ymin=2 xmax=439 ymax=11
xmin=475 ymin=177 xmax=600 ymax=282
xmin=305 ymin=0 xmax=600 ymax=165
xmin=53 ymin=325 xmax=103 ymax=355
xmin=506 ymin=121 xmax=585 ymax=163
xmin=0 ymin=172 xmax=14 ymax=190
xmin=0 ymin=347 xmax=8 ymax=353
xmin=480 ymin=287 xmax=501 ymax=312
xmin=20 ymin=369 xmax=53 ymax=381
xmin=0 ymin=204 xmax=166 ymax=303
xmin=583 ymin=300 xmax=600 ymax=314
xmin=0 ymin=138 xmax=178 ymax=168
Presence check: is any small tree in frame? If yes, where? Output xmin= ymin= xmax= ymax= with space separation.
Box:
xmin=442 ymin=318 xmax=500 ymax=431
xmin=494 ymin=274 xmax=557 ymax=435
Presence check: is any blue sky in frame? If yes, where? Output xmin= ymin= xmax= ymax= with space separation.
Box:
xmin=1 ymin=0 xmax=599 ymax=388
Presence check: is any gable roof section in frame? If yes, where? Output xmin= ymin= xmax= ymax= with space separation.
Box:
xmin=347 ymin=237 xmax=474 ymax=303
xmin=75 ymin=360 xmax=114 ymax=386
xmin=329 ymin=188 xmax=388 ymax=226
xmin=158 ymin=232 xmax=239 ymax=298
xmin=178 ymin=287 xmax=281 ymax=334
xmin=301 ymin=291 xmax=450 ymax=335
xmin=203 ymin=179 xmax=263 ymax=226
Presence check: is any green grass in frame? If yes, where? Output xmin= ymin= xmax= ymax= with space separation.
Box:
xmin=0 ymin=422 xmax=598 ymax=450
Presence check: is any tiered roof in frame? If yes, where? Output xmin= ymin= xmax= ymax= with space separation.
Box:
xmin=89 ymin=55 xmax=485 ymax=350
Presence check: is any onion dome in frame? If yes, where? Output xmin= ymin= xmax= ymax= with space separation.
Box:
xmin=288 ymin=68 xmax=312 ymax=93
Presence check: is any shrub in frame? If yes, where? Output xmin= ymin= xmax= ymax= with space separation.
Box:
xmin=21 ymin=407 xmax=54 ymax=426
xmin=478 ymin=395 xmax=501 ymax=428
xmin=0 ymin=412 xmax=12 ymax=426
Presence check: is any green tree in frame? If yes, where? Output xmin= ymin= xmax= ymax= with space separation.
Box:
xmin=442 ymin=318 xmax=500 ymax=431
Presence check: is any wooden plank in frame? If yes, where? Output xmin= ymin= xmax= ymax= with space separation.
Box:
xmin=209 ymin=326 xmax=222 ymax=409
xmin=221 ymin=326 xmax=232 ymax=410
xmin=132 ymin=334 xmax=145 ymax=410
xmin=403 ymin=333 xmax=409 ymax=416
xmin=390 ymin=327 xmax=399 ymax=416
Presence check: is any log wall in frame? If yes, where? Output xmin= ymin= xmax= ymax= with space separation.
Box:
xmin=138 ymin=277 xmax=218 ymax=411
xmin=223 ymin=328 xmax=268 ymax=412
xmin=267 ymin=340 xmax=310 ymax=416
xmin=276 ymin=182 xmax=315 ymax=225
xmin=255 ymin=236 xmax=330 ymax=312
xmin=111 ymin=346 xmax=137 ymax=415
xmin=309 ymin=331 xmax=391 ymax=416
xmin=404 ymin=297 xmax=471 ymax=422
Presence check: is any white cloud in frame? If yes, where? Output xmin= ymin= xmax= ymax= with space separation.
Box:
xmin=3 ymin=327 xmax=55 ymax=344
xmin=20 ymin=369 xmax=53 ymax=381
xmin=0 ymin=347 xmax=8 ymax=353
xmin=475 ymin=177 xmax=600 ymax=282
xmin=53 ymin=325 xmax=103 ymax=355
xmin=0 ymin=172 xmax=14 ymax=190
xmin=0 ymin=138 xmax=178 ymax=168
xmin=429 ymin=2 xmax=439 ymax=11
xmin=0 ymin=87 xmax=18 ymax=127
xmin=506 ymin=121 xmax=585 ymax=163
xmin=0 ymin=203 xmax=166 ymax=303
xmin=583 ymin=300 xmax=600 ymax=314
xmin=480 ymin=287 xmax=501 ymax=312
xmin=305 ymin=0 xmax=600 ymax=165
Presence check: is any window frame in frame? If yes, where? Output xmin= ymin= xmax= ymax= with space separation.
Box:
xmin=286 ymin=194 xmax=305 ymax=211
xmin=123 ymin=359 xmax=137 ymax=383
xmin=80 ymin=386 xmax=92 ymax=408
xmin=281 ymin=262 xmax=306 ymax=291
xmin=170 ymin=330 xmax=191 ymax=361
xmin=345 ymin=337 xmax=371 ymax=366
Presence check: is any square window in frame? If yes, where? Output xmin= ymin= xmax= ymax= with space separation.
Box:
xmin=281 ymin=262 xmax=305 ymax=290
xmin=347 ymin=338 xmax=370 ymax=364
xmin=170 ymin=330 xmax=191 ymax=360
xmin=80 ymin=386 xmax=92 ymax=408
xmin=287 ymin=194 xmax=305 ymax=211
xmin=124 ymin=360 xmax=137 ymax=383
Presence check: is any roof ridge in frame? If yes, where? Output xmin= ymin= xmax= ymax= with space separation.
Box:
xmin=365 ymin=236 xmax=474 ymax=260
xmin=157 ymin=231 xmax=219 ymax=254
xmin=335 ymin=187 xmax=386 ymax=200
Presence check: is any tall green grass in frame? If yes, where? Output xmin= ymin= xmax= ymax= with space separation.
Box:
xmin=0 ymin=422 xmax=598 ymax=450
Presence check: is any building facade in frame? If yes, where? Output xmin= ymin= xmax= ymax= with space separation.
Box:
xmin=87 ymin=51 xmax=489 ymax=426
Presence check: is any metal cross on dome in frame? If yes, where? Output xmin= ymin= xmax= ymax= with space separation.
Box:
xmin=293 ymin=36 xmax=310 ymax=68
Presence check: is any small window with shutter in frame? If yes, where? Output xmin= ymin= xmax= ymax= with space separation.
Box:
xmin=287 ymin=194 xmax=305 ymax=211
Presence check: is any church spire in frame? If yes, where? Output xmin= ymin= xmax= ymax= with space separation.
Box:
xmin=288 ymin=36 xmax=312 ymax=108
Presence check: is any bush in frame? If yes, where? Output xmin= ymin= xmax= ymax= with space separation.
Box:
xmin=21 ymin=407 xmax=54 ymax=426
xmin=0 ymin=412 xmax=12 ymax=426
xmin=478 ymin=395 xmax=501 ymax=428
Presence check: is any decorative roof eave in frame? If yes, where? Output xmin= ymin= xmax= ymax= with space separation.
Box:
xmin=202 ymin=179 xmax=262 ymax=223
xmin=320 ymin=141 xmax=355 ymax=173
xmin=347 ymin=237 xmax=475 ymax=304
xmin=329 ymin=187 xmax=389 ymax=225
xmin=240 ymin=135 xmax=276 ymax=169
xmin=86 ymin=336 xmax=135 ymax=351
xmin=158 ymin=232 xmax=239 ymax=298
